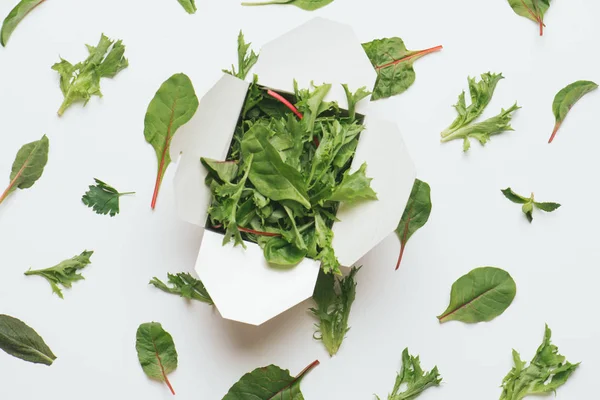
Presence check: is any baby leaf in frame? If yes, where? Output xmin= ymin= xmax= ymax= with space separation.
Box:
xmin=501 ymin=188 xmax=560 ymax=223
xmin=395 ymin=179 xmax=432 ymax=270
xmin=241 ymin=0 xmax=334 ymax=11
xmin=81 ymin=178 xmax=134 ymax=217
xmin=1 ymin=0 xmax=46 ymax=47
xmin=329 ymin=163 xmax=377 ymax=204
xmin=222 ymin=360 xmax=319 ymax=399
xmin=375 ymin=348 xmax=442 ymax=400
xmin=437 ymin=267 xmax=516 ymax=324
xmin=52 ymin=34 xmax=128 ymax=116
xmin=136 ymin=322 xmax=178 ymax=396
xmin=549 ymin=80 xmax=598 ymax=143
xmin=223 ymin=31 xmax=259 ymax=80
xmin=342 ymin=84 xmax=371 ymax=121
xmin=507 ymin=0 xmax=552 ymax=36
xmin=24 ymin=250 xmax=94 ymax=299
xmin=150 ymin=272 xmax=213 ymax=305
xmin=0 ymin=314 xmax=56 ymax=366
xmin=144 ymin=73 xmax=199 ymax=209
xmin=362 ymin=37 xmax=442 ymax=100
xmin=0 ymin=134 xmax=49 ymax=206
xmin=177 ymin=0 xmax=196 ymax=13
xmin=500 ymin=325 xmax=579 ymax=400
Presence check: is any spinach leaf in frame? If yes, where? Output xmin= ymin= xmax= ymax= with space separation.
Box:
xmin=395 ymin=179 xmax=431 ymax=270
xmin=144 ymin=73 xmax=199 ymax=209
xmin=223 ymin=31 xmax=259 ymax=80
xmin=177 ymin=0 xmax=196 ymax=13
xmin=362 ymin=37 xmax=442 ymax=100
xmin=260 ymin=236 xmax=307 ymax=265
xmin=150 ymin=273 xmax=213 ymax=305
xmin=0 ymin=134 xmax=49 ymax=206
xmin=506 ymin=0 xmax=552 ymax=36
xmin=81 ymin=178 xmax=134 ymax=217
xmin=241 ymin=0 xmax=334 ymax=11
xmin=1 ymin=0 xmax=46 ymax=47
xmin=549 ymin=80 xmax=598 ymax=143
xmin=136 ymin=322 xmax=178 ymax=395
xmin=437 ymin=267 xmax=516 ymax=323
xmin=0 ymin=314 xmax=56 ymax=366
xmin=502 ymin=188 xmax=560 ymax=223
xmin=329 ymin=163 xmax=377 ymax=204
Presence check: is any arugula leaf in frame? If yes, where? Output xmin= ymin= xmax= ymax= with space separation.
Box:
xmin=0 ymin=134 xmax=49 ymax=206
xmin=81 ymin=178 xmax=134 ymax=217
xmin=150 ymin=273 xmax=213 ymax=304
xmin=144 ymin=73 xmax=199 ymax=209
xmin=329 ymin=163 xmax=377 ymax=204
xmin=241 ymin=0 xmax=334 ymax=11
xmin=310 ymin=267 xmax=359 ymax=356
xmin=223 ymin=360 xmax=320 ymax=399
xmin=362 ymin=37 xmax=442 ymax=100
xmin=223 ymin=31 xmax=259 ymax=80
xmin=501 ymin=188 xmax=560 ymax=223
xmin=437 ymin=267 xmax=516 ymax=323
xmin=177 ymin=0 xmax=196 ymax=13
xmin=549 ymin=80 xmax=598 ymax=143
xmin=395 ymin=179 xmax=431 ymax=270
xmin=342 ymin=84 xmax=371 ymax=121
xmin=500 ymin=325 xmax=579 ymax=400
xmin=136 ymin=322 xmax=178 ymax=395
xmin=376 ymin=348 xmax=442 ymax=400
xmin=441 ymin=103 xmax=520 ymax=152
xmin=24 ymin=250 xmax=94 ymax=299
xmin=1 ymin=0 xmax=46 ymax=47
xmin=0 ymin=314 xmax=56 ymax=366
xmin=506 ymin=0 xmax=552 ymax=36
xmin=52 ymin=34 xmax=128 ymax=116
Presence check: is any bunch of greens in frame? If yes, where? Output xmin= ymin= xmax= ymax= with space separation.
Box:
xmin=202 ymin=79 xmax=376 ymax=275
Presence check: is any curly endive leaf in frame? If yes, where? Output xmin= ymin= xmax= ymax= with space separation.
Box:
xmin=1 ymin=0 xmax=46 ymax=47
xmin=136 ymin=322 xmax=178 ymax=395
xmin=0 ymin=314 xmax=56 ymax=366
xmin=549 ymin=80 xmax=598 ymax=143
xmin=150 ymin=273 xmax=213 ymax=305
xmin=507 ymin=0 xmax=552 ymax=36
xmin=241 ymin=0 xmax=334 ymax=11
xmin=223 ymin=31 xmax=259 ymax=80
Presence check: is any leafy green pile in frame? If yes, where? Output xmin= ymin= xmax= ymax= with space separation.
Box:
xmin=202 ymin=79 xmax=376 ymax=275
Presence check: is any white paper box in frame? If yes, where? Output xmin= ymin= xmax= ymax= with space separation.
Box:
xmin=171 ymin=18 xmax=417 ymax=326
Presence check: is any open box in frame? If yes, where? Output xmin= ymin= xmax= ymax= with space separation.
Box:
xmin=170 ymin=18 xmax=417 ymax=326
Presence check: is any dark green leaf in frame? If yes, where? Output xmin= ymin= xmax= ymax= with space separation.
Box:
xmin=506 ymin=0 xmax=552 ymax=36
xmin=150 ymin=273 xmax=213 ymax=305
xmin=223 ymin=31 xmax=259 ymax=80
xmin=501 ymin=188 xmax=530 ymax=204
xmin=0 ymin=314 xmax=56 ymax=366
xmin=437 ymin=267 xmax=516 ymax=323
xmin=241 ymin=0 xmax=334 ymax=11
xmin=177 ymin=0 xmax=196 ymax=13
xmin=260 ymin=236 xmax=307 ymax=266
xmin=534 ymin=202 xmax=561 ymax=212
xmin=136 ymin=322 xmax=178 ymax=395
xmin=329 ymin=162 xmax=377 ymax=204
xmin=362 ymin=37 xmax=442 ymax=100
xmin=81 ymin=178 xmax=134 ymax=217
xmin=501 ymin=188 xmax=560 ymax=223
xmin=549 ymin=80 xmax=598 ymax=143
xmin=0 ymin=0 xmax=46 ymax=47
xmin=145 ymin=73 xmax=199 ymax=209
xmin=395 ymin=179 xmax=431 ymax=270
xmin=24 ymin=250 xmax=94 ymax=299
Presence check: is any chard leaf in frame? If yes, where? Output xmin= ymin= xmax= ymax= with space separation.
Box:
xmin=136 ymin=322 xmax=178 ymax=395
xmin=52 ymin=34 xmax=128 ymax=116
xmin=376 ymin=348 xmax=442 ymax=400
xmin=0 ymin=314 xmax=56 ymax=366
xmin=501 ymin=188 xmax=560 ymax=223
xmin=506 ymin=0 xmax=552 ymax=36
xmin=24 ymin=251 xmax=94 ymax=299
xmin=310 ymin=267 xmax=359 ymax=356
xmin=177 ymin=0 xmax=196 ymax=13
xmin=0 ymin=134 xmax=49 ymax=206
xmin=150 ymin=273 xmax=213 ymax=305
xmin=500 ymin=325 xmax=579 ymax=400
xmin=144 ymin=73 xmax=199 ymax=209
xmin=437 ymin=267 xmax=516 ymax=324
xmin=223 ymin=31 xmax=258 ymax=80
xmin=241 ymin=0 xmax=334 ymax=11
xmin=81 ymin=178 xmax=134 ymax=217
xmin=342 ymin=84 xmax=371 ymax=121
xmin=549 ymin=80 xmax=598 ymax=143
xmin=362 ymin=37 xmax=442 ymax=100
xmin=329 ymin=162 xmax=377 ymax=203
xmin=395 ymin=179 xmax=431 ymax=270
xmin=0 ymin=0 xmax=46 ymax=47
xmin=222 ymin=360 xmax=319 ymax=399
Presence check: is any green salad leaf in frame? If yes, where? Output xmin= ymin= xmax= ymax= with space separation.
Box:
xmin=52 ymin=33 xmax=128 ymax=116
xmin=223 ymin=31 xmax=259 ymax=80
xmin=502 ymin=188 xmax=560 ymax=223
xmin=506 ymin=0 xmax=552 ymax=36
xmin=549 ymin=80 xmax=598 ymax=143
xmin=395 ymin=179 xmax=431 ymax=270
xmin=310 ymin=267 xmax=359 ymax=356
xmin=0 ymin=314 xmax=56 ymax=366
xmin=241 ymin=0 xmax=334 ymax=11
xmin=82 ymin=178 xmax=134 ymax=217
xmin=136 ymin=322 xmax=178 ymax=395
xmin=0 ymin=134 xmax=49 ymax=206
xmin=1 ymin=0 xmax=46 ymax=46
xmin=150 ymin=273 xmax=213 ymax=305
xmin=376 ymin=348 xmax=442 ymax=400
xmin=177 ymin=0 xmax=196 ymax=13
xmin=362 ymin=37 xmax=442 ymax=100
xmin=24 ymin=250 xmax=94 ymax=299
xmin=438 ymin=267 xmax=516 ymax=324
xmin=500 ymin=325 xmax=579 ymax=400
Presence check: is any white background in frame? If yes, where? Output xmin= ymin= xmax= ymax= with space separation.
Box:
xmin=0 ymin=0 xmax=598 ymax=399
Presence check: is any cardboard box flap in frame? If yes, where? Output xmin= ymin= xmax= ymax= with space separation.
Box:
xmin=196 ymin=230 xmax=321 ymax=326
xmin=170 ymin=74 xmax=250 ymax=226
xmin=254 ymin=17 xmax=376 ymax=115
xmin=331 ymin=118 xmax=417 ymax=267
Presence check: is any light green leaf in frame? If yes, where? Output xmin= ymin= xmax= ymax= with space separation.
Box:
xmin=241 ymin=0 xmax=334 ymax=11
xmin=136 ymin=322 xmax=178 ymax=395
xmin=259 ymin=236 xmax=307 ymax=266
xmin=329 ymin=162 xmax=377 ymax=204
xmin=81 ymin=178 xmax=134 ymax=217
xmin=549 ymin=80 xmax=598 ymax=143
xmin=506 ymin=0 xmax=552 ymax=36
xmin=342 ymin=84 xmax=371 ymax=121
xmin=362 ymin=37 xmax=442 ymax=100
xmin=437 ymin=267 xmax=516 ymax=323
xmin=177 ymin=0 xmax=196 ymax=13
xmin=0 ymin=314 xmax=56 ymax=366
xmin=201 ymin=158 xmax=239 ymax=184
xmin=0 ymin=134 xmax=49 ymax=206
xmin=150 ymin=273 xmax=213 ymax=305
xmin=223 ymin=31 xmax=259 ymax=80
xmin=1 ymin=0 xmax=46 ymax=47
xmin=144 ymin=73 xmax=199 ymax=209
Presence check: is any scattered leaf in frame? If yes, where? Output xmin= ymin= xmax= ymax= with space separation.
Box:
xmin=223 ymin=31 xmax=259 ymax=80
xmin=501 ymin=188 xmax=560 ymax=223
xmin=136 ymin=322 xmax=178 ymax=395
xmin=506 ymin=0 xmax=552 ymax=36
xmin=81 ymin=178 xmax=134 ymax=217
xmin=177 ymin=0 xmax=196 ymax=13
xmin=549 ymin=80 xmax=598 ymax=143
xmin=241 ymin=0 xmax=334 ymax=11
xmin=0 ymin=314 xmax=56 ymax=366
xmin=1 ymin=0 xmax=46 ymax=47
xmin=149 ymin=273 xmax=213 ymax=305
